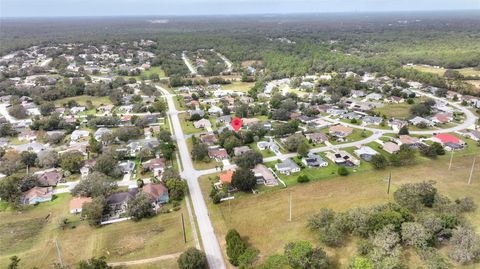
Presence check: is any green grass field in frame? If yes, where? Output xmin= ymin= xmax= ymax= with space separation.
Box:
xmin=374 ymin=103 xmax=412 ymax=119
xmin=405 ymin=65 xmax=480 ymax=78
xmin=0 ymin=194 xmax=194 ymax=268
xmin=221 ymin=82 xmax=255 ymax=93
xmin=53 ymin=95 xmax=112 ymax=108
xmin=200 ymin=145 xmax=480 ymax=268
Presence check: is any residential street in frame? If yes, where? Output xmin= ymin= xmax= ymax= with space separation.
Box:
xmin=157 ymin=86 xmax=227 ymax=269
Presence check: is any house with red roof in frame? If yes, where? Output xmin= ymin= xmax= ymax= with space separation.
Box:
xmin=218 ymin=170 xmax=234 ymax=186
xmin=431 ymin=113 xmax=453 ymax=125
xmin=432 ymin=134 xmax=464 ymax=151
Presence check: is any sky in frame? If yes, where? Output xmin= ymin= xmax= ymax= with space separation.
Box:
xmin=1 ymin=0 xmax=479 ymax=17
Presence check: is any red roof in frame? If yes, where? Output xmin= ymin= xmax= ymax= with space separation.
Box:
xmin=435 ymin=134 xmax=460 ymax=144
xmin=219 ymin=170 xmax=234 ymax=184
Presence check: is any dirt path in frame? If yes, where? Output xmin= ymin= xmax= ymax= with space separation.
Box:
xmin=108 ymin=252 xmax=181 ymax=266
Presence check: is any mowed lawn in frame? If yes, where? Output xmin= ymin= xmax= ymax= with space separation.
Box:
xmin=200 ymin=151 xmax=480 ymax=268
xmin=221 ymin=82 xmax=255 ymax=93
xmin=53 ymin=95 xmax=112 ymax=107
xmin=374 ymin=103 xmax=412 ymax=119
xmin=405 ymin=65 xmax=480 ymax=78
xmin=0 ymin=194 xmax=195 ymax=268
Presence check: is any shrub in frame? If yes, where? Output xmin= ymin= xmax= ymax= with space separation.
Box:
xmin=338 ymin=166 xmax=349 ymax=176
xmin=297 ymin=174 xmax=310 ymax=183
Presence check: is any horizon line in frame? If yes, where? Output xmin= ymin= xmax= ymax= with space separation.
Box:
xmin=2 ymin=9 xmax=480 ymax=19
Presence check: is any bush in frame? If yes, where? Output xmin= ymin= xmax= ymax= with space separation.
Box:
xmin=338 ymin=166 xmax=349 ymax=176
xmin=226 ymin=229 xmax=247 ymax=266
xmin=297 ymin=174 xmax=310 ymax=183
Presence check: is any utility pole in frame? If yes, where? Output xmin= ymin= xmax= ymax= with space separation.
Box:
xmin=468 ymin=157 xmax=476 ymax=185
xmin=387 ymin=172 xmax=392 ymax=194
xmin=448 ymin=151 xmax=454 ymax=170
xmin=288 ymin=191 xmax=292 ymax=222
xmin=181 ymin=213 xmax=186 ymax=243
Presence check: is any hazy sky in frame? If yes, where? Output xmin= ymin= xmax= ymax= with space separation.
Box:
xmin=1 ymin=0 xmax=479 ymax=17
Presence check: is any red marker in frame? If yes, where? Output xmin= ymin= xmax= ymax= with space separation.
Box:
xmin=231 ymin=117 xmax=243 ymax=132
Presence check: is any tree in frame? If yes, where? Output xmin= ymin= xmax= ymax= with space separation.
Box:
xmin=21 ymin=151 xmax=37 ymax=173
xmin=72 ymin=172 xmax=117 ymax=197
xmin=338 ymin=166 xmax=349 ymax=176
xmin=369 ymin=225 xmax=402 ymax=268
xmin=81 ymin=196 xmax=105 ymax=226
xmin=8 ymin=104 xmax=28 ymax=119
xmin=284 ymin=241 xmax=330 ymax=269
xmin=449 ymin=226 xmax=480 ymax=264
xmin=166 ymin=179 xmax=187 ymax=201
xmin=232 ymin=168 xmax=256 ymax=192
xmin=60 ymin=151 xmax=84 ymax=173
xmin=77 ymin=256 xmax=112 ymax=269
xmin=398 ymin=125 xmax=409 ymax=135
xmin=421 ymin=142 xmax=445 ymax=158
xmin=127 ymin=192 xmax=155 ymax=220
xmin=158 ymin=130 xmax=172 ymax=142
xmin=40 ymin=102 xmax=56 ymax=116
xmin=234 ymin=150 xmax=263 ymax=169
xmin=113 ymin=126 xmax=142 ymax=142
xmin=297 ymin=143 xmax=309 ymax=157
xmin=226 ymin=229 xmax=247 ymax=266
xmin=238 ymin=247 xmax=260 ymax=268
xmin=348 ymin=257 xmax=373 ymax=269
xmin=177 ymin=248 xmax=208 ymax=269
xmin=371 ymin=154 xmax=388 ymax=169
xmin=87 ymin=134 xmax=102 ymax=155
xmin=0 ymin=176 xmax=21 ymax=204
xmin=0 ymin=123 xmax=18 ymax=137
xmin=389 ymin=145 xmax=416 ymax=167
xmin=94 ymin=153 xmax=122 ymax=178
xmin=258 ymin=254 xmax=290 ymax=269
xmin=8 ymin=256 xmax=20 ymax=269
xmin=191 ymin=143 xmax=209 ymax=162
xmin=393 ymin=181 xmax=437 ymax=212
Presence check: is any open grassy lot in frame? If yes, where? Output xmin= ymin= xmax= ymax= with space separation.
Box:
xmin=0 ymin=194 xmax=194 ymax=268
xmin=200 ymin=147 xmax=480 ymax=268
xmin=54 ymin=95 xmax=112 ymax=108
xmin=221 ymin=82 xmax=255 ymax=93
xmin=404 ymin=65 xmax=480 ymax=78
xmin=374 ymin=103 xmax=412 ymax=119
xmin=124 ymin=259 xmax=178 ymax=269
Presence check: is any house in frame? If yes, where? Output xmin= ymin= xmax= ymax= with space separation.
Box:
xmin=308 ymin=118 xmax=332 ymax=129
xmin=22 ymin=187 xmax=53 ymax=205
xmin=409 ymin=116 xmax=434 ymax=127
xmin=362 ymin=116 xmax=383 ymax=126
xmin=36 ymin=170 xmax=63 ymax=187
xmin=354 ymin=146 xmax=379 ymax=161
xmin=342 ymin=112 xmax=363 ymax=120
xmin=458 ymin=129 xmax=480 ymax=142
xmin=142 ymin=183 xmax=169 ymax=205
xmin=219 ymin=169 xmax=234 ymax=185
xmin=70 ymin=106 xmax=86 ymax=114
xmin=70 ymin=130 xmax=90 ymax=142
xmin=144 ymin=126 xmax=161 ymax=138
xmin=275 ymin=158 xmax=300 ymax=175
xmin=431 ymin=113 xmax=453 ymax=125
xmin=216 ymin=115 xmax=231 ymax=124
xmin=397 ymin=135 xmax=422 ymax=148
xmin=383 ymin=142 xmax=401 ymax=154
xmin=242 ymin=118 xmax=260 ymax=126
xmin=351 ymin=90 xmax=366 ymax=98
xmin=194 ymin=119 xmax=211 ymax=129
xmin=118 ymin=160 xmax=135 ymax=174
xmin=366 ymin=93 xmax=383 ymax=101
xmin=389 ymin=119 xmax=407 ymax=131
xmin=305 ymin=132 xmax=329 ymax=144
xmin=325 ymin=150 xmax=360 ymax=166
xmin=386 ymin=96 xmax=404 ymax=104
xmin=208 ymin=106 xmax=223 ymax=115
xmin=80 ymin=160 xmax=96 ymax=178
xmin=105 ymin=189 xmax=137 ymax=216
xmin=252 ymin=164 xmax=278 ymax=186
xmin=327 ymin=108 xmax=347 ymax=117
xmin=189 ymin=109 xmax=205 ymax=117
xmin=329 ymin=125 xmax=353 ymax=138
xmin=94 ymin=128 xmax=112 ymax=141
xmin=208 ymin=147 xmax=229 ymax=161
xmin=233 ymin=146 xmax=251 ymax=156
xmin=13 ymin=142 xmax=47 ymax=154
xmin=302 ymin=153 xmax=328 ymax=167
xmin=69 ymin=197 xmax=92 ymax=214
xmin=200 ymin=134 xmax=218 ymax=145
xmin=142 ymin=158 xmax=166 ymax=177
xmin=432 ymin=134 xmax=464 ymax=151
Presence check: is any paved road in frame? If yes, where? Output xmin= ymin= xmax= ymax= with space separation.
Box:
xmin=157 ymin=86 xmax=227 ymax=269
xmin=182 ymin=52 xmax=197 ymax=75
